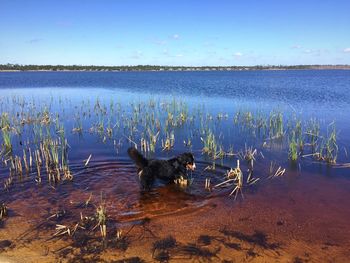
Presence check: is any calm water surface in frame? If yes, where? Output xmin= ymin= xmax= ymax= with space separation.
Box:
xmin=1 ymin=70 xmax=350 ymax=115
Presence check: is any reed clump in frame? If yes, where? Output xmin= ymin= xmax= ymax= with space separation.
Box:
xmin=201 ymin=129 xmax=225 ymax=159
xmin=4 ymin=173 xmax=14 ymax=191
xmin=213 ymin=160 xmax=244 ymax=200
xmin=318 ymin=123 xmax=338 ymax=164
xmin=268 ymin=161 xmax=286 ymax=178
xmin=162 ymin=131 xmax=175 ymax=151
xmin=228 ymin=160 xmax=244 ymax=199
xmin=95 ymin=202 xmax=107 ymax=239
xmin=289 ymin=132 xmax=298 ymax=161
xmin=1 ymin=113 xmax=12 ymax=152
xmin=243 ymin=146 xmax=259 ymax=185
xmin=269 ymin=111 xmax=284 ymax=139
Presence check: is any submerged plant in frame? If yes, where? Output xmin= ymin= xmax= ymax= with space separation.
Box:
xmin=162 ymin=131 xmax=175 ymax=151
xmin=0 ymin=203 xmax=7 ymax=220
xmin=269 ymin=111 xmax=284 ymax=139
xmin=228 ymin=160 xmax=244 ymax=200
xmin=214 ymin=160 xmax=244 ymax=199
xmin=1 ymin=113 xmax=12 ymax=152
xmin=289 ymin=132 xmax=298 ymax=161
xmin=95 ymin=199 xmax=107 ymax=238
xmin=243 ymin=146 xmax=257 ymax=182
xmin=306 ymin=119 xmax=320 ymax=149
xmin=317 ymin=123 xmax=338 ymax=164
xmin=201 ymin=128 xmax=227 ymax=160
xmin=268 ymin=161 xmax=286 ymax=178
xmin=147 ymin=128 xmax=160 ymax=153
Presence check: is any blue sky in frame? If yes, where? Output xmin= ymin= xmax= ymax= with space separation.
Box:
xmin=1 ymin=0 xmax=350 ymax=66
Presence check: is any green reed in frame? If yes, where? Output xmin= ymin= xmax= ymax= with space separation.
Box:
xmin=1 ymin=113 xmax=12 ymax=152
xmin=289 ymin=132 xmax=298 ymax=161
xmin=318 ymin=123 xmax=338 ymax=164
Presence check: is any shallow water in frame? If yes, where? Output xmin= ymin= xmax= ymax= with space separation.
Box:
xmin=0 ymin=70 xmax=350 ymax=262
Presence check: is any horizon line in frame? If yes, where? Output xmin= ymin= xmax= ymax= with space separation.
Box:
xmin=2 ymin=63 xmax=350 ymax=68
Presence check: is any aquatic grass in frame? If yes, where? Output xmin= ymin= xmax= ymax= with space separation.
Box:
xmin=40 ymin=106 xmax=51 ymax=125
xmin=106 ymin=116 xmax=113 ymax=137
xmin=205 ymin=178 xmax=211 ymax=190
xmin=94 ymin=198 xmax=107 ymax=239
xmin=318 ymin=123 xmax=338 ymax=164
xmin=0 ymin=95 xmax=346 ymax=200
xmin=162 ymin=131 xmax=175 ymax=151
xmin=243 ymin=145 xmax=258 ymax=183
xmin=53 ymin=224 xmax=74 ymax=237
xmin=289 ymin=132 xmax=298 ymax=162
xmin=1 ymin=128 xmax=12 ymax=152
xmin=183 ymin=137 xmax=192 ymax=148
xmin=34 ymin=149 xmax=42 ymax=183
xmin=228 ymin=160 xmax=244 ymax=200
xmin=268 ymin=161 xmax=286 ymax=178
xmin=3 ymin=172 xmax=13 ymax=191
xmin=200 ymin=128 xmax=227 ymax=160
xmin=304 ymin=118 xmax=320 ymax=151
xmin=0 ymin=203 xmax=7 ymax=220
xmin=213 ymin=160 xmax=244 ymax=199
xmin=147 ymin=128 xmax=160 ymax=153
xmin=293 ymin=119 xmax=304 ymax=152
xmin=268 ymin=111 xmax=284 ymax=139
xmin=14 ymin=155 xmax=23 ymax=176
xmin=72 ymin=115 xmax=83 ymax=134
xmin=1 ymin=113 xmax=12 ymax=152
xmin=84 ymin=154 xmax=92 ymax=167
xmin=23 ymin=149 xmax=30 ymax=174
xmin=201 ymin=129 xmax=217 ymax=158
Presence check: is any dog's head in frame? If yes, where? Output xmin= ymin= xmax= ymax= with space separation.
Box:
xmin=177 ymin=152 xmax=196 ymax=171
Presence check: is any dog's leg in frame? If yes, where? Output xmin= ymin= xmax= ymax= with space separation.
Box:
xmin=139 ymin=167 xmax=154 ymax=191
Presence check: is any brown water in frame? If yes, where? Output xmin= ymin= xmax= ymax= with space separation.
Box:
xmin=1 ymin=159 xmax=350 ymax=262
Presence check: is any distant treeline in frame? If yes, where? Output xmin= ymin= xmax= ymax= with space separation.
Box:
xmin=1 ymin=63 xmax=349 ymax=71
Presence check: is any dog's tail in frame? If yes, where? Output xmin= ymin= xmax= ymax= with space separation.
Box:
xmin=127 ymin=147 xmax=148 ymax=169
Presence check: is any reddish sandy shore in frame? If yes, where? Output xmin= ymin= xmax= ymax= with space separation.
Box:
xmin=1 ymin=168 xmax=350 ymax=262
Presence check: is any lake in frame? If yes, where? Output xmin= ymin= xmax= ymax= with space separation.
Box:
xmin=0 ymin=70 xmax=349 ymax=262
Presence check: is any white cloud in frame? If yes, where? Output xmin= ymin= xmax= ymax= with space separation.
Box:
xmin=175 ymin=54 xmax=183 ymax=57
xmin=234 ymin=52 xmax=243 ymax=57
xmin=172 ymin=34 xmax=180 ymax=39
xmin=344 ymin=48 xmax=350 ymax=53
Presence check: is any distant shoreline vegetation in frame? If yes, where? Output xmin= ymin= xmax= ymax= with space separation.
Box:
xmin=1 ymin=63 xmax=349 ymax=72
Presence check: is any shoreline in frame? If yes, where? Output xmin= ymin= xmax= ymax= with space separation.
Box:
xmin=1 ymin=68 xmax=350 ymax=73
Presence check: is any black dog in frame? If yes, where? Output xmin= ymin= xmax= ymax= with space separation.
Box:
xmin=127 ymin=147 xmax=196 ymax=190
